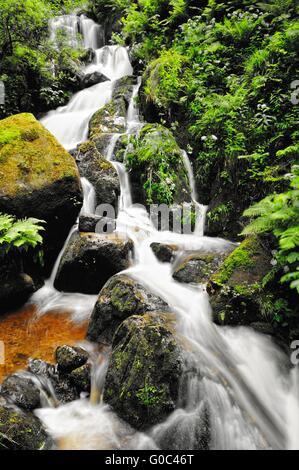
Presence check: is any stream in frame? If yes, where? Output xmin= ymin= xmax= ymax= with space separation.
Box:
xmin=10 ymin=14 xmax=299 ymax=450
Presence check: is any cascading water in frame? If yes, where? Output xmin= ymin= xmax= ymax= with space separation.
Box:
xmin=30 ymin=14 xmax=299 ymax=450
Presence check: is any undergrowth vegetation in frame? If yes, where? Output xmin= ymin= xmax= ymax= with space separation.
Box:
xmin=0 ymin=0 xmax=87 ymax=118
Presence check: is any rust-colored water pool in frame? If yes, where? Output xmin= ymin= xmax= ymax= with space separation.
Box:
xmin=0 ymin=305 xmax=87 ymax=382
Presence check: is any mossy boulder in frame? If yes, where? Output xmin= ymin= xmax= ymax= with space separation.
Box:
xmin=0 ymin=113 xmax=82 ymax=268
xmin=87 ymin=274 xmax=170 ymax=344
xmin=103 ymin=312 xmax=184 ymax=430
xmin=207 ymin=236 xmax=272 ymax=326
xmin=125 ymin=124 xmax=191 ymax=206
xmin=76 ymin=140 xmax=120 ymax=212
xmin=54 ymin=232 xmax=134 ymax=295
xmin=0 ymin=397 xmax=52 ymax=450
xmin=173 ymin=252 xmax=226 ymax=284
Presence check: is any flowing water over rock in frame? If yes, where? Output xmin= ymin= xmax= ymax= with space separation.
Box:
xmin=20 ymin=14 xmax=299 ymax=450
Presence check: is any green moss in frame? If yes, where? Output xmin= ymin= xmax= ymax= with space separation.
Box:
xmin=89 ymin=100 xmax=126 ymax=137
xmin=212 ymin=237 xmax=258 ymax=286
xmin=0 ymin=113 xmax=79 ymax=196
xmin=110 ymin=285 xmax=137 ymax=313
xmin=78 ymin=140 xmax=96 ymax=154
xmin=136 ymin=380 xmax=166 ymax=407
xmin=99 ymin=159 xmax=112 ymax=171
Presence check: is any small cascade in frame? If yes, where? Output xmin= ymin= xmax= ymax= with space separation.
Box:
xmin=85 ymin=46 xmax=133 ymax=81
xmin=50 ymin=15 xmax=80 ymax=48
xmin=30 ymin=177 xmax=98 ymax=322
xmin=181 ymin=150 xmax=208 ymax=237
xmin=127 ymin=76 xmax=143 ymax=133
xmin=80 ymin=15 xmax=104 ymax=49
xmin=81 ymin=177 xmax=97 ymax=215
xmin=113 ymin=162 xmax=133 ymax=212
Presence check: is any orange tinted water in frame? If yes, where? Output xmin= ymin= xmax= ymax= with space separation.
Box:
xmin=0 ymin=305 xmax=87 ymax=382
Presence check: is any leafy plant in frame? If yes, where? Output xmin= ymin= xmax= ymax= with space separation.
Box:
xmin=242 ymin=167 xmax=299 ymax=293
xmin=136 ymin=379 xmax=164 ymax=406
xmin=0 ymin=213 xmax=45 ymax=258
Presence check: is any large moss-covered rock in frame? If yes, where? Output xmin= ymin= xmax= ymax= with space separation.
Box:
xmin=125 ymin=124 xmax=191 ymax=206
xmin=173 ymin=252 xmax=226 ymax=284
xmin=207 ymin=236 xmax=272 ymax=326
xmin=104 ymin=312 xmax=183 ymax=430
xmin=54 ymin=231 xmax=134 ymax=294
xmin=87 ymin=274 xmax=169 ymax=344
xmin=0 ymin=113 xmax=82 ymax=267
xmin=76 ymin=140 xmax=120 ymax=212
xmin=0 ymin=397 xmax=52 ymax=450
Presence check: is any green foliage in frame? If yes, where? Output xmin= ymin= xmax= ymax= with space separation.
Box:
xmin=0 ymin=0 xmax=87 ymax=118
xmin=136 ymin=379 xmax=164 ymax=406
xmin=0 ymin=213 xmax=45 ymax=257
xmin=126 ymin=124 xmax=188 ymax=205
xmin=242 ymin=167 xmax=299 ymax=293
xmin=144 ymin=50 xmax=188 ymax=109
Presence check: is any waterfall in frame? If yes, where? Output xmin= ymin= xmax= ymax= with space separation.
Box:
xmin=31 ymin=13 xmax=299 ymax=451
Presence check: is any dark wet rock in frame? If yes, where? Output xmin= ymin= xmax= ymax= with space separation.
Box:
xmin=173 ymin=252 xmax=225 ymax=284
xmin=55 ymin=345 xmax=89 ymax=372
xmin=0 ymin=113 xmax=83 ymax=270
xmin=103 ymin=312 xmax=184 ymax=430
xmin=69 ymin=363 xmax=91 ymax=393
xmin=79 ymin=47 xmax=95 ymax=64
xmin=81 ymin=71 xmax=110 ymax=88
xmin=207 ymin=236 xmax=272 ymax=326
xmin=27 ymin=359 xmax=80 ymax=404
xmin=151 ymin=243 xmax=178 ymax=263
xmin=1 ymin=374 xmax=40 ymax=411
xmin=76 ymin=140 xmax=120 ymax=211
xmin=0 ymin=256 xmax=37 ymax=313
xmin=250 ymin=322 xmax=275 ymax=336
xmin=0 ymin=397 xmax=52 ymax=450
xmin=87 ymin=274 xmax=169 ymax=344
xmin=79 ymin=214 xmax=116 ymax=233
xmin=54 ymin=232 xmax=133 ymax=295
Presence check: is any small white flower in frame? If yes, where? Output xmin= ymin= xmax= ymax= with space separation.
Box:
xmin=211 ymin=135 xmax=218 ymax=141
xmin=271 ymin=259 xmax=278 ymax=266
xmin=201 ymin=136 xmax=207 ymax=141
